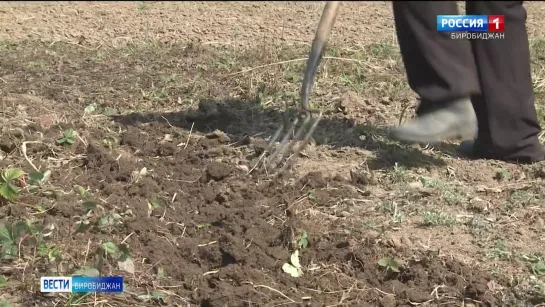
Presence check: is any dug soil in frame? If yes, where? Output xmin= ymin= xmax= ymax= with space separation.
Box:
xmin=1 ymin=98 xmax=503 ymax=306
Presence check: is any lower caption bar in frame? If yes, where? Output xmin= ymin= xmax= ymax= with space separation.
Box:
xmin=41 ymin=276 xmax=124 ymax=293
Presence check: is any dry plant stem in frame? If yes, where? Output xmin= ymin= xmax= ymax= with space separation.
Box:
xmin=184 ymin=122 xmax=194 ymax=150
xmin=253 ymin=284 xmax=297 ymax=303
xmin=21 ymin=141 xmax=41 ymax=172
xmin=228 ymin=56 xmax=380 ymax=77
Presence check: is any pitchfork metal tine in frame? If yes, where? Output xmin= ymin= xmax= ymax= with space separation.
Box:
xmin=266 ymin=123 xmax=285 ymax=150
xmin=265 ymin=112 xmax=323 ymax=172
xmin=265 ymin=117 xmax=299 ymax=170
xmin=269 ymin=115 xmax=312 ymax=169
xmin=279 ymin=111 xmax=322 ymax=173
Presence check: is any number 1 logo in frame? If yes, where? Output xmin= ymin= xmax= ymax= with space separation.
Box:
xmin=488 ymin=15 xmax=505 ymax=32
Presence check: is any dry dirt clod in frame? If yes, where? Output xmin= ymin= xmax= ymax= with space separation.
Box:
xmin=378 ymin=294 xmax=396 ymax=307
xmin=363 ymin=230 xmax=381 ymax=242
xmin=408 ymin=181 xmax=423 ymax=189
xmin=387 ymin=236 xmax=404 ymax=249
xmin=380 ymin=96 xmax=392 ymax=105
xmin=0 ymin=135 xmax=16 ymax=153
xmin=533 ymin=164 xmax=545 ymax=178
xmin=350 ymin=168 xmax=378 ymax=185
xmin=300 ymin=171 xmax=327 ymax=188
xmin=336 ymin=91 xmax=360 ymax=115
xmin=468 ymin=197 xmax=489 ymax=213
xmin=205 ymin=130 xmax=231 ymax=144
xmin=206 ymin=161 xmax=232 ymax=181
xmin=252 ymin=139 xmax=268 ymax=156
xmin=236 ymin=164 xmax=249 ymax=172
xmin=405 ymin=289 xmax=432 ymax=303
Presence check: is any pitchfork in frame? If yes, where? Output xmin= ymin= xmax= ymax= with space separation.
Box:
xmin=262 ymin=2 xmax=341 ymax=173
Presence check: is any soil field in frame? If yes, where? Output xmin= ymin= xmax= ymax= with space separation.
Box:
xmin=1 ymin=2 xmax=545 ymax=306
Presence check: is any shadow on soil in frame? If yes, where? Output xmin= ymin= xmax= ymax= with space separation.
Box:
xmin=112 ymin=98 xmax=447 ymax=170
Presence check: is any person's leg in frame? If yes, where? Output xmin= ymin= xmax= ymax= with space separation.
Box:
xmin=388 ymin=1 xmax=480 ymax=144
xmin=463 ymin=1 xmax=545 ymax=163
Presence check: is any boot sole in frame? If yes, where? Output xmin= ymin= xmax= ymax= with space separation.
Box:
xmin=388 ymin=120 xmax=478 ymax=145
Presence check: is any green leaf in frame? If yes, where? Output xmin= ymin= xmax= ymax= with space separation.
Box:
xmin=118 ymin=256 xmax=135 ymax=274
xmin=521 ymin=254 xmax=540 ymax=263
xmin=197 ymin=223 xmax=211 ymax=229
xmin=147 ymin=198 xmax=162 ymax=209
xmin=102 ymin=136 xmax=118 ymax=148
xmin=73 ymin=266 xmax=100 ymax=277
xmin=28 ymin=172 xmax=44 ymax=182
xmin=104 ymin=107 xmax=117 ymax=116
xmin=64 ymin=129 xmax=74 ymax=138
xmin=137 ymin=291 xmax=167 ymax=302
xmin=11 ymin=221 xmax=28 ymax=241
xmin=378 ymin=257 xmax=391 ymax=267
xmin=297 ymin=231 xmax=309 ymax=249
xmin=74 ymin=221 xmax=93 ymax=234
xmin=378 ymin=257 xmax=402 ymax=273
xmin=118 ymin=243 xmax=130 ymax=256
xmin=95 ymin=251 xmax=104 ymax=272
xmin=0 ymin=224 xmax=12 ymax=243
xmin=29 ymin=170 xmax=51 ymax=185
xmin=2 ymin=168 xmax=24 ymax=181
xmin=0 ymin=300 xmax=13 ymax=307
xmin=74 ymin=185 xmax=90 ymax=197
xmin=0 ymin=275 xmax=7 ymax=287
xmin=0 ymin=183 xmax=20 ymax=201
xmin=53 ymin=190 xmax=63 ymax=199
xmin=389 ymin=262 xmax=401 ymax=273
xmin=157 ymin=267 xmax=165 ymax=280
xmin=1 ymin=244 xmax=17 ymax=260
xmin=38 ymin=244 xmax=49 ymax=257
xmin=98 ymin=213 xmax=122 ymax=227
xmin=102 ymin=241 xmax=118 ymax=255
xmin=27 ymin=220 xmax=42 ymax=236
xmin=84 ymin=104 xmax=96 ymax=114
xmin=48 ymin=247 xmax=61 ymax=262
xmin=82 ymin=201 xmax=97 ymax=212
xmin=98 ymin=215 xmax=109 ymax=226
xmin=147 ymin=198 xmax=162 ymax=217
xmin=150 ymin=291 xmax=167 ymax=300
xmin=532 ymin=262 xmax=545 ymax=276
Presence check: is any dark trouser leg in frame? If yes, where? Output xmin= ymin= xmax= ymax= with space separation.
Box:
xmin=389 ymin=1 xmax=479 ymax=144
xmin=392 ymin=1 xmax=481 ymax=112
xmin=466 ymin=1 xmax=544 ymax=162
